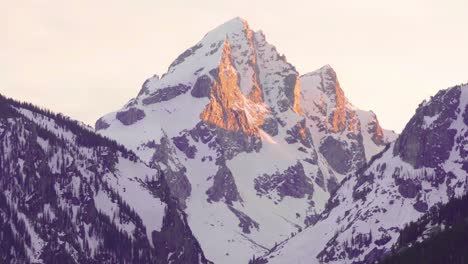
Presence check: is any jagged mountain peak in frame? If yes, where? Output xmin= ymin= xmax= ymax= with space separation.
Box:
xmin=301 ymin=64 xmax=342 ymax=100
xmin=204 ymin=16 xmax=249 ymax=36
xmin=199 ymin=37 xmax=268 ymax=135
xmin=99 ymin=17 xmax=304 ymax=137
xmin=303 ymin=64 xmax=336 ymax=76
xmin=156 ymin=17 xmax=254 ymax=86
xmin=96 ymin=19 xmax=397 ymax=264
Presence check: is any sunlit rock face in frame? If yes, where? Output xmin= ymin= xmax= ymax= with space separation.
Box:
xmin=263 ymin=84 xmax=468 ymax=264
xmin=97 ymin=17 xmax=396 ymax=264
xmin=200 ymin=39 xmax=266 ymax=135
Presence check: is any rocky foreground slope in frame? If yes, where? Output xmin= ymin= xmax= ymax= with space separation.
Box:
xmin=96 ymin=17 xmax=396 ymax=263
xmin=0 ymin=95 xmax=211 ymax=264
xmin=262 ymin=84 xmax=468 ymax=263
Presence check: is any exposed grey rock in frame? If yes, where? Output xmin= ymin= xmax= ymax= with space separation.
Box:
xmin=396 ymin=178 xmax=421 ymax=199
xmin=282 ymin=74 xmax=298 ymax=111
xmin=142 ymin=84 xmax=191 ymax=105
xmin=413 ymin=199 xmax=428 ymax=213
xmin=304 ymin=213 xmax=321 ymax=227
xmin=208 ymin=68 xmax=220 ymax=83
xmin=206 ymin=124 xmax=262 ymax=161
xmin=191 ymin=75 xmax=212 ymax=98
xmin=168 ymin=43 xmax=203 ymax=70
xmin=394 ymin=87 xmax=461 ymax=168
xmin=297 ymin=147 xmax=307 ymax=153
xmin=190 ymin=122 xmax=216 ymax=144
xmin=321 ymin=65 xmax=338 ymax=92
xmin=206 ymin=164 xmax=242 ymax=205
xmin=172 ymin=134 xmax=197 ymax=159
xmin=304 ymin=157 xmax=317 ymax=165
xmin=228 ymin=206 xmax=259 ymax=234
xmin=255 ymin=162 xmax=314 ymax=200
xmin=374 ymin=232 xmax=392 ymax=246
xmin=260 ymin=117 xmax=279 ymax=136
xmin=116 ymin=107 xmax=145 ymax=126
xmin=150 ymin=135 xmax=192 ymax=208
xmin=95 ymin=117 xmax=110 ymax=130
xmin=314 ymin=169 xmax=325 ymax=190
xmin=319 ymin=136 xmax=353 ymax=175
xmin=277 ymin=99 xmax=289 ymax=113
xmin=148 ymin=173 xmax=213 ymax=264
xmin=285 ymin=119 xmax=313 ymax=148
xmin=464 ymin=103 xmax=468 ymax=125
xmin=326 ymin=177 xmax=340 ymax=195
xmin=205 ymin=40 xmax=224 ymax=56
xmin=138 ymin=79 xmax=151 ymax=96
xmin=352 ymin=172 xmax=375 ymax=201
xmin=163 ymin=168 xmax=192 ymax=209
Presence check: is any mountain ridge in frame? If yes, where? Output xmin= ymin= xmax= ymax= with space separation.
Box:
xmin=1 ymin=17 xmax=465 ymax=264
xmin=96 ymin=18 xmax=397 ymax=264
xmin=0 ymin=94 xmax=211 ymax=264
xmin=262 ymin=83 xmax=467 ymax=264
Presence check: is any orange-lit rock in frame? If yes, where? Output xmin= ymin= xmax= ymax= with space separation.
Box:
xmin=293 ymin=76 xmax=304 ymax=115
xmin=371 ymin=115 xmax=385 ymax=145
xmin=330 ymin=79 xmax=347 ymax=132
xmin=347 ymin=111 xmax=361 ymax=134
xmin=200 ymin=39 xmax=266 ymax=135
xmin=243 ymin=20 xmax=264 ymax=105
xmin=243 ymin=20 xmax=257 ymax=65
xmin=248 ymin=74 xmax=264 ymax=104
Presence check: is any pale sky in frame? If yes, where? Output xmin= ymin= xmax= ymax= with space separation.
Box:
xmin=3 ymin=0 xmax=468 ymax=132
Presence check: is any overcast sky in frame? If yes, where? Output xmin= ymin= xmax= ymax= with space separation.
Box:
xmin=3 ymin=0 xmax=468 ymax=132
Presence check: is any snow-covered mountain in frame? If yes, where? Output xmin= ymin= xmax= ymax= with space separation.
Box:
xmin=0 ymin=95 xmax=211 ymax=264
xmin=96 ymin=17 xmax=396 ymax=264
xmin=262 ymin=83 xmax=468 ymax=263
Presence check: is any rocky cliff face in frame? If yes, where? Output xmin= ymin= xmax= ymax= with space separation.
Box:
xmin=0 ymin=95 xmax=211 ymax=264
xmin=200 ymin=39 xmax=266 ymax=135
xmin=264 ymin=84 xmax=467 ymax=264
xmin=96 ymin=18 xmax=396 ymax=264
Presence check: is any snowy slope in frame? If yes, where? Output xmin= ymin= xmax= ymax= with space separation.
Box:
xmin=0 ymin=95 xmax=210 ymax=264
xmin=97 ymin=18 xmax=395 ymax=264
xmin=264 ymin=84 xmax=468 ymax=264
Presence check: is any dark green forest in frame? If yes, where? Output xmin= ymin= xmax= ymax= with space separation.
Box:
xmin=380 ymin=193 xmax=468 ymax=264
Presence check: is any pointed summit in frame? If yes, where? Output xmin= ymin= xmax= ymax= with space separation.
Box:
xmin=301 ymin=64 xmax=348 ymax=132
xmin=96 ymin=18 xmax=399 ymax=264
xmin=199 ymin=38 xmax=266 ymax=135
xmin=318 ymin=63 xmax=335 ymax=72
xmin=129 ymin=17 xmax=303 ymax=123
xmin=201 ymin=17 xmax=248 ymax=44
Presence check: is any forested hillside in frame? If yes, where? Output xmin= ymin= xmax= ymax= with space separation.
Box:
xmin=380 ymin=193 xmax=468 ymax=264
